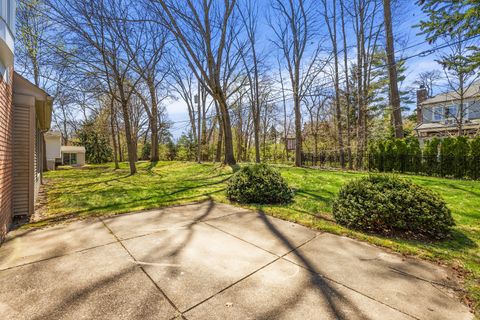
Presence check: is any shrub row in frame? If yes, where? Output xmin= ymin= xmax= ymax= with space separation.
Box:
xmin=227 ymin=164 xmax=454 ymax=239
xmin=368 ymin=136 xmax=480 ymax=179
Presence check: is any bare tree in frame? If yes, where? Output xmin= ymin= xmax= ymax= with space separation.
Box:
xmin=304 ymin=86 xmax=328 ymax=159
xmin=238 ymin=0 xmax=263 ymax=163
xmin=270 ymin=0 xmax=327 ymax=166
xmin=277 ymin=57 xmax=292 ymax=161
xmin=340 ymin=0 xmax=353 ymax=169
xmin=322 ymin=0 xmax=345 ymax=167
xmin=413 ymin=70 xmax=442 ymax=97
xmin=349 ymin=0 xmax=383 ymax=168
xmin=116 ymin=8 xmax=170 ymax=162
xmin=45 ymin=0 xmax=145 ymax=174
xmin=150 ymin=0 xmax=242 ymax=165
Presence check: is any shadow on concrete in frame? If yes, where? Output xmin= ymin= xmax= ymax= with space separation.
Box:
xmin=254 ymin=208 xmax=368 ymax=320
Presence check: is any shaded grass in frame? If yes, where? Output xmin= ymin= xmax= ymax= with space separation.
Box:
xmin=39 ymin=161 xmax=479 ymax=314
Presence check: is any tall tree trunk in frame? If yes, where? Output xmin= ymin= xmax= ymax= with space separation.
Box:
xmin=279 ymin=65 xmax=289 ymax=162
xmin=197 ymin=81 xmax=202 ymax=163
xmin=236 ymin=98 xmax=243 ymax=162
xmin=383 ymin=0 xmax=404 ymax=138
xmin=324 ymin=0 xmax=345 ymax=168
xmin=118 ymin=89 xmax=137 ymax=174
xmin=148 ymin=80 xmax=160 ymax=162
xmin=458 ymin=75 xmax=465 ymax=136
xmin=340 ymin=0 xmax=353 ymax=169
xmin=355 ymin=1 xmax=365 ymax=169
xmin=110 ymin=99 xmax=120 ymax=169
xmin=217 ymin=94 xmax=236 ymax=165
xmin=115 ymin=115 xmax=123 ymax=162
xmin=215 ymin=122 xmax=223 ymax=163
xmin=214 ymin=101 xmax=223 ymax=163
xmin=294 ymin=94 xmax=303 ymax=167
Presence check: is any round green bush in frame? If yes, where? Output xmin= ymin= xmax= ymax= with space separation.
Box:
xmin=226 ymin=164 xmax=293 ymax=204
xmin=332 ymin=175 xmax=454 ymax=239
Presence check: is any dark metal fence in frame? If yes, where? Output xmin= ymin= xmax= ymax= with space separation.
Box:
xmin=301 ymin=152 xmax=480 ymax=180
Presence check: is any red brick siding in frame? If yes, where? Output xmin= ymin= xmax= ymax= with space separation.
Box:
xmin=0 ymin=67 xmax=13 ymax=242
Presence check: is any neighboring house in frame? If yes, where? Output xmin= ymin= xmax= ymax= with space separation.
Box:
xmin=0 ymin=0 xmax=54 ymax=242
xmin=46 ymin=131 xmax=87 ymax=168
xmin=45 ymin=131 xmax=61 ymax=170
xmin=61 ymin=146 xmax=86 ymax=166
xmin=415 ymin=84 xmax=480 ymax=140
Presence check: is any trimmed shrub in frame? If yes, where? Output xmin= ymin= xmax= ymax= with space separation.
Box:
xmin=332 ymin=175 xmax=454 ymax=239
xmin=226 ymin=164 xmax=293 ymax=204
xmin=423 ymin=138 xmax=440 ymax=175
xmin=470 ymin=136 xmax=480 ymax=180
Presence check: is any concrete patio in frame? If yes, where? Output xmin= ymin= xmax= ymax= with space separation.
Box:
xmin=0 ymin=201 xmax=474 ymax=320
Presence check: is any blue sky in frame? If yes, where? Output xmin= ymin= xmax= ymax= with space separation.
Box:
xmin=164 ymin=1 xmax=446 ymax=139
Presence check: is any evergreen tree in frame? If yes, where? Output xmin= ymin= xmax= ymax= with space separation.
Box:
xmin=76 ymin=121 xmax=112 ymax=164
xmin=418 ymin=0 xmax=480 ymax=70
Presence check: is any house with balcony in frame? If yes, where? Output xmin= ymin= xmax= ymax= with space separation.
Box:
xmin=415 ymin=84 xmax=480 ymax=140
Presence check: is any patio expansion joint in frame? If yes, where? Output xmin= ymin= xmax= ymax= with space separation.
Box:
xmin=97 ymin=209 xmax=249 ymax=244
xmin=180 ymin=228 xmax=320 ymax=315
xmin=202 ymin=222 xmax=419 ymax=320
xmin=99 ymin=218 xmax=184 ymax=318
xmin=280 ymin=255 xmax=421 ymax=320
xmin=201 ymin=220 xmax=321 ymax=258
xmin=0 ymin=239 xmax=119 ymax=273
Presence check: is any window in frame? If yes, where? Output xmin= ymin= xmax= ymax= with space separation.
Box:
xmin=433 ymin=106 xmax=443 ymax=122
xmin=445 ymin=104 xmax=458 ymax=119
xmin=6 ymin=0 xmax=14 ymax=33
xmin=63 ymin=153 xmax=77 ymax=165
xmin=1 ymin=0 xmax=15 ymax=33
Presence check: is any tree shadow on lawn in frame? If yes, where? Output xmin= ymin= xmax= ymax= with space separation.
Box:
xmin=41 ymin=186 xmax=226 ymax=223
xmin=295 ymin=188 xmax=335 ymax=205
xmin=444 ymin=183 xmax=480 ymax=198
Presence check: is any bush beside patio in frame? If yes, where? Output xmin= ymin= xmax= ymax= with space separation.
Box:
xmin=332 ymin=175 xmax=454 ymax=239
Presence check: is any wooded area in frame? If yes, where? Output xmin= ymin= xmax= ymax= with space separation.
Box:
xmin=15 ymin=0 xmax=480 ymax=174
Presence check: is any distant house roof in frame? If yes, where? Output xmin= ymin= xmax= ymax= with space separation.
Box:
xmin=420 ymin=82 xmax=480 ymax=106
xmin=61 ymin=146 xmax=86 ymax=153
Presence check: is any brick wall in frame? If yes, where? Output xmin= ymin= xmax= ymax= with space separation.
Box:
xmin=0 ymin=67 xmax=13 ymax=242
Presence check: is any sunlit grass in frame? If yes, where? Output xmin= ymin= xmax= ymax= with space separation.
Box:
xmin=40 ymin=161 xmax=479 ymax=313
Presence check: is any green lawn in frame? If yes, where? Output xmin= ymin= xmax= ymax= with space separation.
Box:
xmin=40 ymin=161 xmax=480 ymax=314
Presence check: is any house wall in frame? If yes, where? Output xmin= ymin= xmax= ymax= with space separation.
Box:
xmin=422 ymin=107 xmax=433 ymax=123
xmin=45 ymin=134 xmax=61 ymax=160
xmin=78 ymin=152 xmax=85 ymax=166
xmin=469 ymin=101 xmax=480 ymax=119
xmin=422 ymin=98 xmax=480 ymax=123
xmin=12 ymin=94 xmax=35 ymax=218
xmin=0 ymin=66 xmax=13 ymax=241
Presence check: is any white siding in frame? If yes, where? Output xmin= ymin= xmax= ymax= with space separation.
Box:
xmin=45 ymin=135 xmax=61 ymax=160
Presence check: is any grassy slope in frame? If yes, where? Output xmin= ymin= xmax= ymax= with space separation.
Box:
xmin=41 ymin=161 xmax=479 ymax=312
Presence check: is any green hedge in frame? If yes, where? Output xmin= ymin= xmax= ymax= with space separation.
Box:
xmin=333 ymin=175 xmax=454 ymax=239
xmin=368 ymin=136 xmax=480 ymax=179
